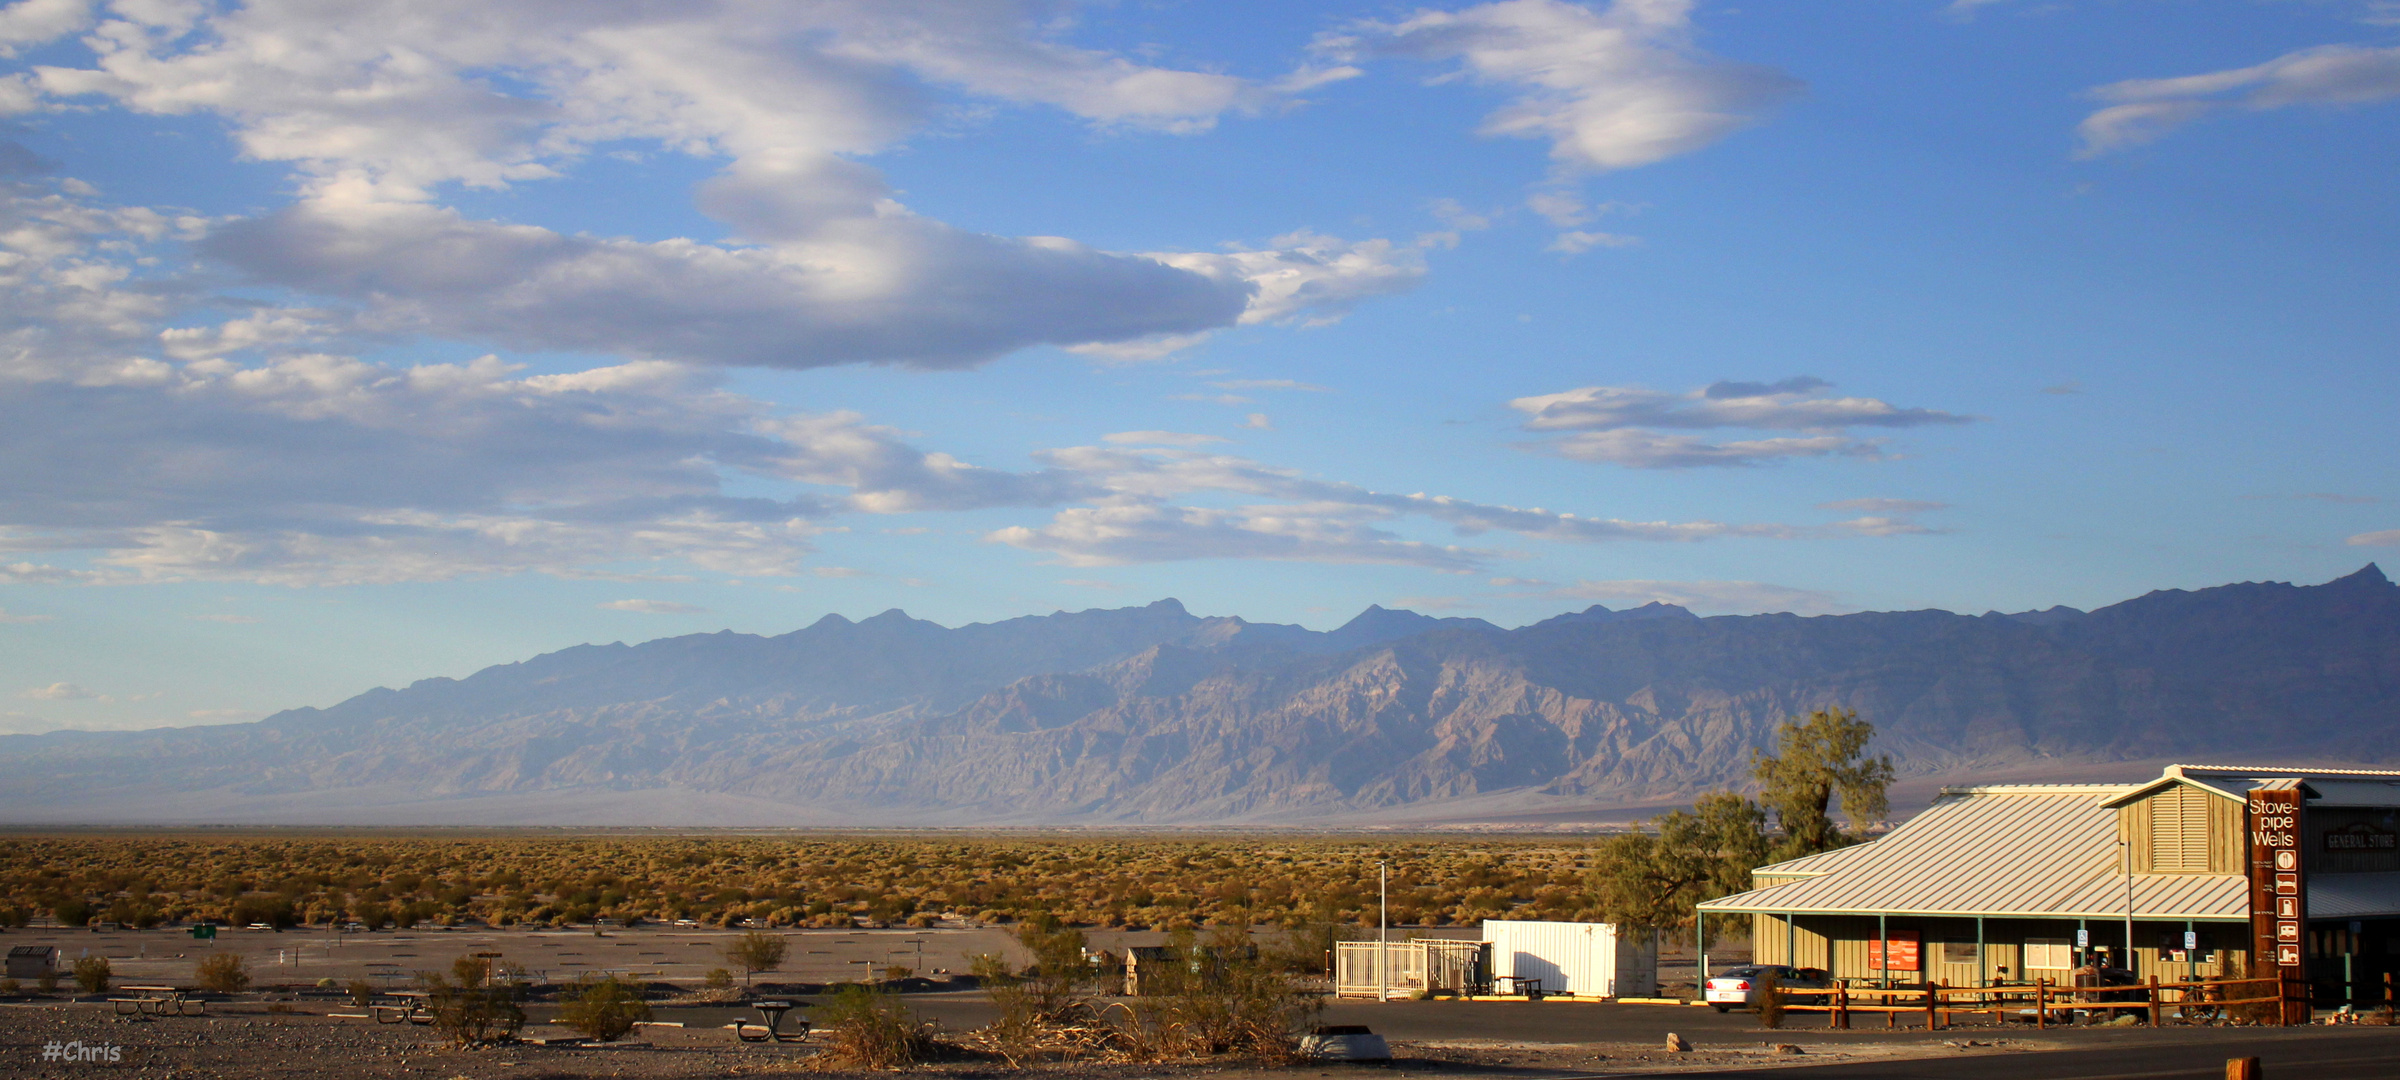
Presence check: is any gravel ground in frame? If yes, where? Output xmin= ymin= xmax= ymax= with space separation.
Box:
xmin=0 ymin=1002 xmax=2036 ymax=1080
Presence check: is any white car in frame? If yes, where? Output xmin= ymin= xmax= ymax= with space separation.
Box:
xmin=1703 ymin=965 xmax=1833 ymax=1012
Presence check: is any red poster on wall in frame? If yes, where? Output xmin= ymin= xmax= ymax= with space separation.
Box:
xmin=1867 ymin=930 xmax=1921 ymax=972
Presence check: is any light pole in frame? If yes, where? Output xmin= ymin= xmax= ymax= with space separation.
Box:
xmin=1378 ymin=860 xmax=1389 ymax=1002
xmin=2119 ymin=840 xmax=2135 ymax=975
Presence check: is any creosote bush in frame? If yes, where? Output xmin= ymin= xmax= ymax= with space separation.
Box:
xmin=1755 ymin=971 xmax=1783 ymax=1029
xmin=559 ymin=974 xmax=652 ymax=1042
xmin=196 ymin=952 xmax=250 ymax=994
xmin=418 ymin=954 xmax=524 ymax=1048
xmin=71 ymin=956 xmax=110 ymax=994
xmin=811 ymin=985 xmax=941 ymax=1070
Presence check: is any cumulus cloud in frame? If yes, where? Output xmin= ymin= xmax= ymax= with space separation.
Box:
xmin=1545 ymin=229 xmax=1640 ymax=254
xmin=1241 ymin=413 xmax=1274 ymax=430
xmin=1322 ymin=0 xmax=1799 ymax=173
xmin=16 ymin=1 xmax=1418 ymax=369
xmin=599 ymin=599 xmax=707 ymax=614
xmin=2077 ymin=43 xmax=2400 ymax=156
xmin=1510 ymin=377 xmax=1974 ymax=468
xmin=21 ymin=681 xmax=93 ymax=700
xmin=1552 ymin=578 xmax=1845 ymax=615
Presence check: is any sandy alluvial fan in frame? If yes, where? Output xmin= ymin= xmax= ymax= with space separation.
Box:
xmin=1 ymin=567 xmax=2394 ymax=825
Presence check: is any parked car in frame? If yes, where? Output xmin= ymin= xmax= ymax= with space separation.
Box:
xmin=1704 ymin=965 xmax=1834 ymax=1012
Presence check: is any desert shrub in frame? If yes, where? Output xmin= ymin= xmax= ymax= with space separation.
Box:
xmin=347 ymin=979 xmax=376 ymax=1006
xmin=230 ymin=896 xmax=295 ymax=928
xmin=0 ymin=903 xmax=26 ymax=927
xmin=812 ymin=985 xmax=940 ymax=1069
xmin=1118 ymin=926 xmax=1324 ymax=1063
xmin=704 ymin=967 xmax=734 ymax=990
xmin=196 ymin=952 xmax=250 ymax=994
xmin=723 ymin=930 xmax=788 ymax=985
xmin=973 ymin=921 xmax=1110 ymax=1064
xmin=1756 ymin=971 xmax=1783 ymax=1029
xmin=559 ymin=975 xmax=652 ymax=1042
xmin=1 ymin=977 xmax=20 ymax=995
xmin=38 ymin=969 xmax=60 ymax=993
xmin=72 ymin=955 xmax=110 ymax=993
xmin=52 ymin=900 xmax=91 ymax=928
xmin=417 ymin=955 xmax=524 ymax=1048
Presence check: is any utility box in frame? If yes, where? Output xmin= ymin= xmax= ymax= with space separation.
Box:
xmin=1480 ymin=920 xmax=1656 ymax=998
xmin=6 ymin=945 xmax=58 ymax=979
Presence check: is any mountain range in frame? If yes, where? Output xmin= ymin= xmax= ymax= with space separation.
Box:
xmin=4 ymin=565 xmax=2395 ymax=826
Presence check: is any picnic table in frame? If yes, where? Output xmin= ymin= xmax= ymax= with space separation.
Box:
xmin=113 ymin=985 xmax=204 ymax=1017
xmin=733 ymin=1000 xmax=809 ymax=1043
xmin=371 ymin=990 xmax=435 ymax=1025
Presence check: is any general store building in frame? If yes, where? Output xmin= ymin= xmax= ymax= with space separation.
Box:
xmin=1695 ymin=763 xmax=2400 ymax=1008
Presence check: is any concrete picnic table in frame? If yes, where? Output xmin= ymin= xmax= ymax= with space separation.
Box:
xmin=371 ymin=990 xmax=435 ymax=1025
xmin=113 ymin=985 xmax=205 ymax=1017
xmin=733 ymin=1000 xmax=809 ymax=1043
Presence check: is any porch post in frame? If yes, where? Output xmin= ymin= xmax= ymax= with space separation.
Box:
xmin=1976 ymin=916 xmax=1986 ymax=988
xmin=1697 ymin=909 xmax=1707 ymax=997
xmin=1879 ymin=912 xmax=1889 ymax=988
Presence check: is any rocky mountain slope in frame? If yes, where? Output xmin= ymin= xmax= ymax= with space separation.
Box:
xmin=4 ymin=567 xmax=2394 ymax=825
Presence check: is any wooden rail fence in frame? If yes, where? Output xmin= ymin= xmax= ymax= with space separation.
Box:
xmin=1769 ymin=976 xmax=2293 ymax=1029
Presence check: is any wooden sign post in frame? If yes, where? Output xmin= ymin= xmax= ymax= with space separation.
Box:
xmin=2247 ymin=788 xmax=2308 ymax=1025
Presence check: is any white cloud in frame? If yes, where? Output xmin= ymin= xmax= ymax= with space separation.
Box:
xmin=1510 ymin=377 xmax=1973 ymax=468
xmin=1545 ymin=229 xmax=1640 ymax=254
xmin=21 ymin=681 xmax=93 ymax=700
xmin=0 ymin=0 xmax=89 ymax=58
xmin=2349 ymin=529 xmax=2400 ymax=546
xmin=1817 ymin=498 xmax=1949 ymax=514
xmin=1552 ymin=578 xmax=1845 ymax=615
xmin=1209 ymin=378 xmax=1332 ymax=392
xmin=1103 ymin=431 xmax=1229 ymax=447
xmin=599 ymin=598 xmax=707 ymax=614
xmin=2077 ymin=43 xmax=2400 ymax=156
xmin=1324 ymin=0 xmax=1799 ymax=174
xmin=0 ymin=606 xmax=54 ymax=623
xmin=810 ymin=566 xmax=869 ymax=578
xmin=17 ymin=2 xmax=1418 ymax=370
xmin=1546 ymin=430 xmax=1876 ymax=467
xmin=1241 ymin=413 xmax=1274 ymax=430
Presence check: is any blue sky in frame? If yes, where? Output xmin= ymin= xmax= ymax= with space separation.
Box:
xmin=3 ymin=0 xmax=2397 ymax=733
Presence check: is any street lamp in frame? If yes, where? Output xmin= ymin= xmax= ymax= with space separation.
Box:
xmin=1377 ymin=860 xmax=1389 ymax=1002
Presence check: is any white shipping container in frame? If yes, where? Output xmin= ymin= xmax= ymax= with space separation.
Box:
xmin=1481 ymin=919 xmax=1657 ymax=998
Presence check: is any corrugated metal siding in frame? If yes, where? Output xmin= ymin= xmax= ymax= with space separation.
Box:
xmin=1699 ymin=788 xmax=2251 ymax=919
xmin=1483 ymin=920 xmax=1631 ymax=997
xmin=2309 ymin=872 xmax=2400 ymax=919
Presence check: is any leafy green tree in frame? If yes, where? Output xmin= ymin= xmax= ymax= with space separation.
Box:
xmin=1752 ymin=707 xmax=1894 ymax=861
xmin=1588 ymin=793 xmax=1770 ymax=932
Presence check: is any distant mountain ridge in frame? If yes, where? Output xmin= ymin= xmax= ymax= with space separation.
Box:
xmin=4 ymin=567 xmax=2395 ymax=825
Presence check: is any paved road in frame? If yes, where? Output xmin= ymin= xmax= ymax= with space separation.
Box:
xmin=646 ymin=994 xmax=2400 ymax=1078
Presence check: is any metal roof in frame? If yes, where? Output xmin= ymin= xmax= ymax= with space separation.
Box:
xmin=2308 ymin=873 xmax=2400 ymax=920
xmin=1699 ymin=787 xmax=2248 ymax=920
xmin=2298 ymin=781 xmax=2400 ymax=808
xmin=1751 ymin=841 xmax=1876 ymax=879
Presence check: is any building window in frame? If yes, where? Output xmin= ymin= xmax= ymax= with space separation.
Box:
xmin=2149 ymin=786 xmax=2211 ymax=872
xmin=1941 ymin=941 xmax=1977 ymax=964
xmin=2025 ymin=938 xmax=2072 ymax=970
